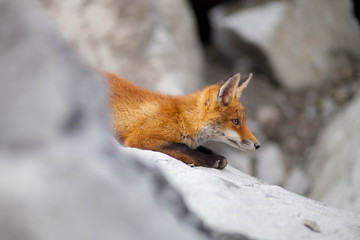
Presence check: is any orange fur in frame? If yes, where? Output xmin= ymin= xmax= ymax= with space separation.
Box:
xmin=105 ymin=72 xmax=260 ymax=169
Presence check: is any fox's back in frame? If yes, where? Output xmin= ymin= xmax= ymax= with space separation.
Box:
xmin=105 ymin=72 xmax=181 ymax=142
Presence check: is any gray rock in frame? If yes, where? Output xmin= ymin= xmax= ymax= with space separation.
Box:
xmin=308 ymin=92 xmax=360 ymax=214
xmin=35 ymin=0 xmax=204 ymax=94
xmin=284 ymin=167 xmax=310 ymax=195
xmin=210 ymin=0 xmax=360 ymax=90
xmin=256 ymin=105 xmax=281 ymax=127
xmin=121 ymin=146 xmax=360 ymax=240
xmin=0 ymin=1 xmax=208 ymax=239
xmin=255 ymin=142 xmax=286 ymax=185
xmin=221 ymin=144 xmax=253 ymax=175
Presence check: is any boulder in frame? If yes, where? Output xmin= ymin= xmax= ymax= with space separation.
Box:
xmin=308 ymin=92 xmax=360 ymax=214
xmin=210 ymin=0 xmax=360 ymax=90
xmin=122 ymin=146 xmax=360 ymax=240
xmin=0 ymin=1 xmax=208 ymax=239
xmin=35 ymin=0 xmax=204 ymax=94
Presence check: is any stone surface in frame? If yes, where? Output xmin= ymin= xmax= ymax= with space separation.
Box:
xmin=0 ymin=1 xmax=208 ymax=239
xmin=35 ymin=0 xmax=204 ymax=94
xmin=121 ymin=146 xmax=360 ymax=240
xmin=210 ymin=0 xmax=360 ymax=90
xmin=308 ymin=92 xmax=360 ymax=214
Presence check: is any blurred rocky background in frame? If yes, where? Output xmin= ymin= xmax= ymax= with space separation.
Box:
xmin=33 ymin=0 xmax=204 ymax=95
xmin=1 ymin=0 xmax=360 ymax=238
xmin=31 ymin=0 xmax=360 ymax=213
xmin=1 ymin=0 xmax=358 ymax=217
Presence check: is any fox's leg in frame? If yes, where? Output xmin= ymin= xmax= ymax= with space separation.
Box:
xmin=195 ymin=146 xmax=227 ymax=168
xmin=124 ymin=136 xmax=227 ymax=169
xmin=195 ymin=145 xmax=223 ymax=157
xmin=162 ymin=142 xmax=227 ymax=169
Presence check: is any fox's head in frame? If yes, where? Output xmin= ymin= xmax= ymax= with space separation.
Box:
xmin=198 ymin=73 xmax=260 ymax=152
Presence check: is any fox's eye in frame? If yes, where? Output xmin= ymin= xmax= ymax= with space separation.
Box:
xmin=232 ymin=119 xmax=240 ymax=125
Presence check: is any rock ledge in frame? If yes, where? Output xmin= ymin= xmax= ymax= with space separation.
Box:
xmin=122 ymin=146 xmax=360 ymax=240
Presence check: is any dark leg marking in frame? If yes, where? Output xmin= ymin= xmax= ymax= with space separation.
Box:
xmin=163 ymin=143 xmax=227 ymax=169
xmin=196 ymin=146 xmax=227 ymax=169
xmin=195 ymin=145 xmax=217 ymax=155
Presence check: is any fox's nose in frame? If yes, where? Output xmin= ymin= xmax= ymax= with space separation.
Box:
xmin=254 ymin=142 xmax=261 ymax=149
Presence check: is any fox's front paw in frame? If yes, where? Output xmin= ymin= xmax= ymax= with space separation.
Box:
xmin=212 ymin=157 xmax=227 ymax=169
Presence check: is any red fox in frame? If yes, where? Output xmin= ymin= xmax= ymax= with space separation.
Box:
xmin=106 ymin=72 xmax=260 ymax=169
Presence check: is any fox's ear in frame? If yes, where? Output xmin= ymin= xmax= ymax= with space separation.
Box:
xmin=217 ymin=73 xmax=240 ymax=105
xmin=235 ymin=73 xmax=253 ymax=100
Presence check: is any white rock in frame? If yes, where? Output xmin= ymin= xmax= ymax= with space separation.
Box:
xmin=308 ymin=92 xmax=360 ymax=214
xmin=220 ymin=1 xmax=286 ymax=49
xmin=35 ymin=0 xmax=204 ymax=94
xmin=0 ymin=1 xmax=207 ymax=239
xmin=210 ymin=0 xmax=360 ymax=90
xmin=121 ymin=146 xmax=360 ymax=240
